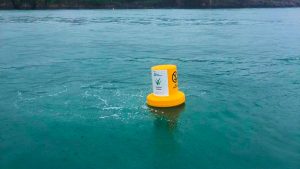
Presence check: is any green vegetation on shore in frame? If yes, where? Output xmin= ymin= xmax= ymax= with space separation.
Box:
xmin=1 ymin=0 xmax=300 ymax=9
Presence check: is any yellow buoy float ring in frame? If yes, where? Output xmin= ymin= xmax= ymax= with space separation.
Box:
xmin=146 ymin=64 xmax=185 ymax=108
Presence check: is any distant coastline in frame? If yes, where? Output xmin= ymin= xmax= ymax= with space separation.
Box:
xmin=1 ymin=0 xmax=300 ymax=9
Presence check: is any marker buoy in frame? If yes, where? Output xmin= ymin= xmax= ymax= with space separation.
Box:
xmin=147 ymin=64 xmax=185 ymax=107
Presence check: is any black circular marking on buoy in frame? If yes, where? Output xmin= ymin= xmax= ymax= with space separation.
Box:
xmin=172 ymin=71 xmax=177 ymax=83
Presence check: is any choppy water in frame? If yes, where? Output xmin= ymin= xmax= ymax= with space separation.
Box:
xmin=0 ymin=9 xmax=300 ymax=169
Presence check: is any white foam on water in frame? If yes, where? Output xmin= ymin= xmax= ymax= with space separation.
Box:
xmin=85 ymin=91 xmax=108 ymax=106
xmin=102 ymin=106 xmax=123 ymax=110
xmin=98 ymin=113 xmax=120 ymax=119
xmin=98 ymin=115 xmax=111 ymax=119
xmin=48 ymin=87 xmax=68 ymax=97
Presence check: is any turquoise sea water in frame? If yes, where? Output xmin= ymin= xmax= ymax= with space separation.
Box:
xmin=0 ymin=9 xmax=300 ymax=169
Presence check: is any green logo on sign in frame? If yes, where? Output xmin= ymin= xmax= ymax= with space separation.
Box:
xmin=155 ymin=78 xmax=161 ymax=85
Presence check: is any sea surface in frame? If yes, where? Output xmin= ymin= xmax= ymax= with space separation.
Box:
xmin=0 ymin=9 xmax=300 ymax=169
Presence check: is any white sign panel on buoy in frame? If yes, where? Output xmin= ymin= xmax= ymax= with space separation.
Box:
xmin=152 ymin=70 xmax=169 ymax=96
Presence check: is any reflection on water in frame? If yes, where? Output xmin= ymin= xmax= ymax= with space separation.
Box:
xmin=149 ymin=104 xmax=185 ymax=130
xmin=149 ymin=104 xmax=185 ymax=166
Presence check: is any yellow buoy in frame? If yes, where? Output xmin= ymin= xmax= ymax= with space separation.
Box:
xmin=147 ymin=64 xmax=185 ymax=107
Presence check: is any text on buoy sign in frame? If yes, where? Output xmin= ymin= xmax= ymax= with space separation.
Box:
xmin=152 ymin=70 xmax=168 ymax=96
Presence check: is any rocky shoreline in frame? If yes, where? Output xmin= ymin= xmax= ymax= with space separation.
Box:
xmin=1 ymin=0 xmax=300 ymax=9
